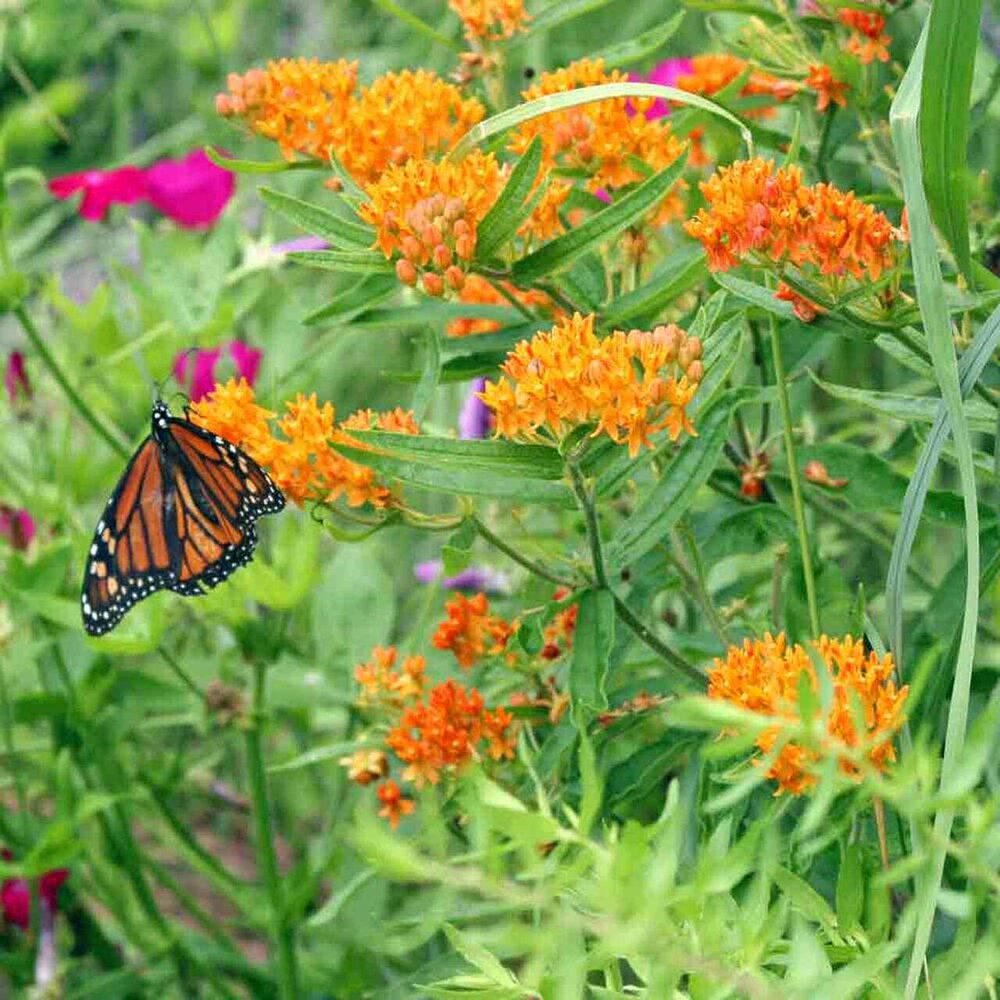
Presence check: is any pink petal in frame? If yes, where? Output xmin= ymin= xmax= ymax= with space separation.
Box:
xmin=1 ymin=878 xmax=30 ymax=929
xmin=145 ymin=149 xmax=235 ymax=229
xmin=48 ymin=166 xmax=148 ymax=221
xmin=189 ymin=347 xmax=223 ymax=402
xmin=38 ymin=870 xmax=69 ymax=911
xmin=229 ymin=341 xmax=262 ymax=386
xmin=629 ymin=58 xmax=693 ymax=119
xmin=4 ymin=351 xmax=30 ymax=403
xmin=0 ymin=507 xmax=36 ymax=550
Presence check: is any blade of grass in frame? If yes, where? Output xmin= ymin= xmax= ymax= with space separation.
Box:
xmin=889 ymin=22 xmax=981 ymax=999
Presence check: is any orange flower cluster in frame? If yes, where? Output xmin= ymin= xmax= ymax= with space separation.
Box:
xmin=339 ymin=749 xmax=389 ymax=786
xmin=685 ymin=158 xmax=901 ymax=283
xmin=542 ymin=588 xmax=578 ymax=660
xmin=216 ymin=59 xmax=358 ymax=161
xmin=448 ymin=0 xmax=531 ymax=41
xmin=387 ymin=678 xmax=517 ymax=788
xmin=510 ymin=59 xmax=687 ymax=214
xmin=707 ymin=633 xmax=908 ymax=795
xmin=359 ymin=151 xmax=504 ymax=294
xmin=433 ymin=592 xmax=514 ymax=669
xmin=447 ymin=274 xmax=556 ymax=337
xmin=479 ymin=313 xmax=704 ymax=457
xmin=839 ymin=9 xmax=891 ymax=64
xmin=216 ymin=61 xmax=482 ymax=182
xmin=354 ymin=646 xmax=427 ymax=707
xmin=676 ymin=54 xmax=798 ymax=117
xmin=376 ymin=780 xmax=415 ymax=829
xmin=805 ymin=64 xmax=849 ymax=112
xmin=191 ymin=378 xmax=417 ymax=508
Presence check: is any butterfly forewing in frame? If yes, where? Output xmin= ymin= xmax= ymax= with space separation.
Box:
xmin=81 ymin=402 xmax=285 ymax=636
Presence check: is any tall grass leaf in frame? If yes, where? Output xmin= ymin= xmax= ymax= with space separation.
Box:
xmin=889 ymin=21 xmax=981 ymax=998
xmin=919 ymin=0 xmax=983 ymax=280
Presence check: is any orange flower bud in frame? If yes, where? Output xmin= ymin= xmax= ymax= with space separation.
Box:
xmin=401 ymin=235 xmax=424 ymax=263
xmin=686 ymin=360 xmax=704 ymax=384
xmin=395 ymin=259 xmax=419 ymax=286
xmin=455 ymin=235 xmax=476 ymax=261
xmin=422 ymin=272 xmax=445 ymax=297
xmin=444 ymin=265 xmax=466 ymax=291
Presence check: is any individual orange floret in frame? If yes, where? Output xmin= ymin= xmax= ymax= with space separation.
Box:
xmin=446 ymin=274 xmax=556 ymax=337
xmin=775 ymin=281 xmax=824 ymax=323
xmin=192 ymin=379 xmax=413 ymax=508
xmin=448 ymin=0 xmax=531 ymax=41
xmin=341 ymin=407 xmax=422 ymax=435
xmin=676 ymin=54 xmax=799 ymax=117
xmin=684 ymin=158 xmax=899 ymax=282
xmin=479 ymin=314 xmax=704 ymax=457
xmin=376 ymin=780 xmax=416 ymax=829
xmin=432 ymin=592 xmax=514 ymax=669
xmin=216 ymin=58 xmax=358 ymax=161
xmin=806 ymin=64 xmax=849 ymax=112
xmin=510 ymin=59 xmax=687 ymax=207
xmin=541 ymin=587 xmax=579 ymax=660
xmin=839 ymin=9 xmax=891 ymax=64
xmin=359 ymin=151 xmax=505 ymax=293
xmin=339 ymin=749 xmax=389 ymax=786
xmin=707 ymin=633 xmax=908 ymax=795
xmin=338 ymin=70 xmax=485 ymax=187
xmin=354 ymin=645 xmax=427 ymax=706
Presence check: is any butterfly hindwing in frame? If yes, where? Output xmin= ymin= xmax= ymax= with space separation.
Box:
xmin=81 ymin=402 xmax=285 ymax=636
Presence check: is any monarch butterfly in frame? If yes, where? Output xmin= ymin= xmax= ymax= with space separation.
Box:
xmin=81 ymin=401 xmax=285 ymax=636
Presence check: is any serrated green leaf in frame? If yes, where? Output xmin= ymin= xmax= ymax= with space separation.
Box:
xmin=513 ymin=154 xmax=687 ymax=282
xmin=260 ymin=186 xmax=376 ymax=249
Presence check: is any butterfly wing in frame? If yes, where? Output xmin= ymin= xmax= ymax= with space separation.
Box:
xmin=82 ymin=409 xmax=285 ymax=636
xmin=81 ymin=437 xmax=178 ymax=635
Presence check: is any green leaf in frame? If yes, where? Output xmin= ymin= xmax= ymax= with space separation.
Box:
xmin=269 ymin=740 xmax=368 ymax=774
xmin=511 ymin=0 xmax=615 ymax=41
xmin=919 ymin=0 xmax=981 ymax=279
xmin=570 ymin=589 xmax=614 ymax=716
xmin=0 ymin=271 xmax=28 ymax=313
xmin=203 ymin=146 xmax=319 ymax=174
xmin=773 ymin=866 xmax=839 ymax=935
xmin=287 ymin=249 xmax=395 ymax=274
xmin=590 ymin=11 xmax=685 ymax=69
xmin=259 ymin=186 xmax=376 ymax=250
xmin=512 ymin=154 xmax=687 ymax=282
xmin=476 ymin=135 xmax=543 ymax=261
xmin=600 ymin=243 xmax=707 ymax=328
xmin=577 ymin=730 xmax=602 ymax=837
xmin=443 ymin=925 xmax=519 ymax=988
xmin=836 ymin=844 xmax=866 ymax=931
xmin=303 ymin=274 xmax=398 ymax=325
xmin=607 ymin=395 xmax=735 ymax=570
xmin=411 ymin=326 xmax=442 ymax=423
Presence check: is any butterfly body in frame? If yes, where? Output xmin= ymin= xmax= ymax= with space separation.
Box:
xmin=82 ymin=401 xmax=284 ymax=636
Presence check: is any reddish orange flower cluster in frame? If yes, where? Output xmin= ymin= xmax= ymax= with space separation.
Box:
xmin=479 ymin=313 xmax=703 ymax=457
xmin=510 ymin=59 xmax=687 ymax=217
xmin=339 ymin=749 xmax=389 ymax=786
xmin=447 ymin=275 xmax=557 ymax=337
xmin=216 ymin=61 xmax=483 ymax=182
xmin=191 ymin=378 xmax=417 ymax=508
xmin=387 ymin=678 xmax=517 ymax=788
xmin=707 ymin=633 xmax=908 ymax=795
xmin=839 ymin=9 xmax=891 ymax=64
xmin=376 ymin=780 xmax=415 ymax=829
xmin=805 ymin=64 xmax=849 ymax=112
xmin=685 ymin=158 xmax=902 ymax=284
xmin=542 ymin=588 xmax=578 ymax=660
xmin=354 ymin=646 xmax=427 ymax=707
xmin=433 ymin=592 xmax=514 ymax=669
xmin=448 ymin=0 xmax=531 ymax=41
xmin=676 ymin=54 xmax=798 ymax=117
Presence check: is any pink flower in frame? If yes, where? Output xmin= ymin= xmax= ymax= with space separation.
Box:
xmin=271 ymin=236 xmax=329 ymax=255
xmin=4 ymin=351 xmax=30 ymax=403
xmin=173 ymin=341 xmax=262 ymax=402
xmin=145 ymin=149 xmax=235 ymax=229
xmin=0 ymin=506 xmax=35 ymax=551
xmin=0 ymin=850 xmax=68 ymax=929
xmin=48 ymin=166 xmax=148 ymax=222
xmin=630 ymin=57 xmax=694 ymax=119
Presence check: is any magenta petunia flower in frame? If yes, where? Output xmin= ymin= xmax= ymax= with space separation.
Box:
xmin=0 ymin=507 xmax=35 ymax=551
xmin=144 ymin=149 xmax=235 ymax=229
xmin=173 ymin=341 xmax=262 ymax=402
xmin=630 ymin=57 xmax=693 ymax=119
xmin=4 ymin=351 xmax=30 ymax=403
xmin=48 ymin=166 xmax=148 ymax=222
xmin=414 ymin=560 xmax=511 ymax=595
xmin=459 ymin=377 xmax=493 ymax=440
xmin=0 ymin=850 xmax=68 ymax=929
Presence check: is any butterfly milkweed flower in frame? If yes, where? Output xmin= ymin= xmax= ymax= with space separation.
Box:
xmin=707 ymin=633 xmax=908 ymax=795
xmin=839 ymin=9 xmax=891 ymax=64
xmin=191 ymin=378 xmax=417 ymax=507
xmin=354 ymin=646 xmax=427 ymax=707
xmin=216 ymin=58 xmax=359 ymax=162
xmin=509 ymin=58 xmax=687 ymax=219
xmin=173 ymin=341 xmax=262 ymax=403
xmin=675 ymin=54 xmax=799 ymax=116
xmin=375 ymin=780 xmax=416 ymax=829
xmin=387 ymin=678 xmax=517 ymax=788
xmin=805 ymin=64 xmax=849 ymax=112
xmin=685 ymin=158 xmax=901 ymax=284
xmin=433 ymin=592 xmax=514 ymax=669
xmin=448 ymin=0 xmax=531 ymax=41
xmin=480 ymin=313 xmax=703 ymax=457
xmin=447 ymin=275 xmax=556 ymax=337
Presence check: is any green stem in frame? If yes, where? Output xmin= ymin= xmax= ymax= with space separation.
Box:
xmin=768 ymin=315 xmax=820 ymax=636
xmin=472 ymin=515 xmax=576 ymax=588
xmin=245 ymin=663 xmax=299 ymax=1000
xmin=568 ymin=461 xmax=704 ymax=685
xmin=677 ymin=522 xmax=730 ymax=644
xmin=13 ymin=304 xmax=129 ymax=458
xmin=815 ymin=106 xmax=838 ymax=183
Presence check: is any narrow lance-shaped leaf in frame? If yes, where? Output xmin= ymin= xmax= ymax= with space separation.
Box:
xmin=570 ymin=588 xmax=614 ymax=716
xmin=475 ymin=135 xmax=543 ymax=261
xmin=259 ymin=186 xmax=376 ymax=250
xmin=591 ymin=11 xmax=686 ymax=69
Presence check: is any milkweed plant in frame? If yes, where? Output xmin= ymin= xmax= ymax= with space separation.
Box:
xmin=0 ymin=0 xmax=999 ymax=997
